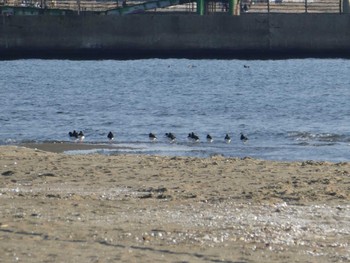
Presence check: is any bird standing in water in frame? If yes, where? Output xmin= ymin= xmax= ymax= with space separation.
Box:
xmin=165 ymin=132 xmax=176 ymax=142
xmin=149 ymin=133 xmax=157 ymax=142
xmin=206 ymin=134 xmax=213 ymax=143
xmin=69 ymin=130 xmax=78 ymax=139
xmin=224 ymin=134 xmax=231 ymax=143
xmin=188 ymin=132 xmax=199 ymax=142
xmin=107 ymin=131 xmax=114 ymax=141
xmin=240 ymin=132 xmax=248 ymax=143
xmin=78 ymin=131 xmax=85 ymax=142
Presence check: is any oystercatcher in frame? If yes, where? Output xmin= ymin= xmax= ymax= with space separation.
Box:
xmin=240 ymin=132 xmax=248 ymax=143
xmin=224 ymin=134 xmax=231 ymax=143
xmin=206 ymin=134 xmax=213 ymax=143
xmin=165 ymin=132 xmax=176 ymax=142
xmin=149 ymin=133 xmax=157 ymax=142
xmin=78 ymin=131 xmax=85 ymax=142
xmin=69 ymin=130 xmax=78 ymax=139
xmin=107 ymin=131 xmax=114 ymax=141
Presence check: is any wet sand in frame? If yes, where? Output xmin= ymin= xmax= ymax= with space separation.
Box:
xmin=1 ymin=144 xmax=349 ymax=262
xmin=20 ymin=142 xmax=123 ymax=153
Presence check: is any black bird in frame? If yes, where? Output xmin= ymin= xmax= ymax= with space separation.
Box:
xmin=69 ymin=130 xmax=78 ymax=139
xmin=244 ymin=65 xmax=250 ymax=68
xmin=188 ymin=132 xmax=199 ymax=142
xmin=78 ymin=131 xmax=85 ymax=142
xmin=240 ymin=132 xmax=248 ymax=143
xmin=224 ymin=134 xmax=231 ymax=143
xmin=206 ymin=134 xmax=213 ymax=143
xmin=149 ymin=133 xmax=157 ymax=142
xmin=192 ymin=132 xmax=200 ymax=142
xmin=107 ymin=131 xmax=114 ymax=141
xmin=165 ymin=132 xmax=176 ymax=142
xmin=188 ymin=133 xmax=193 ymax=141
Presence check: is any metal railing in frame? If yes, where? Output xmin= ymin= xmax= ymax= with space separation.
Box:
xmin=241 ymin=0 xmax=342 ymax=13
xmin=0 ymin=0 xmax=343 ymax=13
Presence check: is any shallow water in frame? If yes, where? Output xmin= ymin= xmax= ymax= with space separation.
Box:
xmin=1 ymin=58 xmax=349 ymax=161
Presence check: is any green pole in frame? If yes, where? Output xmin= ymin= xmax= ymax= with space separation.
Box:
xmin=228 ymin=0 xmax=235 ymax=15
xmin=197 ymin=0 xmax=205 ymax=15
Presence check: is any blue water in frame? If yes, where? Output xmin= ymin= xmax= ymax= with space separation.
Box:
xmin=1 ymin=59 xmax=349 ymax=161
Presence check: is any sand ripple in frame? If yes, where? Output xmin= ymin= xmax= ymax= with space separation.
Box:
xmin=1 ymin=145 xmax=350 ymax=262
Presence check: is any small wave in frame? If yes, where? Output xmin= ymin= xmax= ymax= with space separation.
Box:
xmin=293 ymin=142 xmax=337 ymax=147
xmin=64 ymin=149 xmax=113 ymax=155
xmin=62 ymin=142 xmax=198 ymax=157
xmin=288 ymin=131 xmax=349 ymax=143
xmin=0 ymin=138 xmax=19 ymax=145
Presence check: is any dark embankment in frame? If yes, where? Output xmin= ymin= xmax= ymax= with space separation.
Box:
xmin=1 ymin=13 xmax=350 ymax=59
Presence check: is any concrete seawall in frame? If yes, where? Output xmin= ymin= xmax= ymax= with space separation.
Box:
xmin=1 ymin=13 xmax=350 ymax=59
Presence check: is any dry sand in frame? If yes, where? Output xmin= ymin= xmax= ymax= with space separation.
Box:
xmin=0 ymin=144 xmax=349 ymax=262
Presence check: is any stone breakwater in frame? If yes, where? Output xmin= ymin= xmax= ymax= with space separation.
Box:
xmin=1 ymin=13 xmax=350 ymax=59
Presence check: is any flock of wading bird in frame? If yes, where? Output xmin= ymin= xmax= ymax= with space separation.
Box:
xmin=68 ymin=130 xmax=249 ymax=144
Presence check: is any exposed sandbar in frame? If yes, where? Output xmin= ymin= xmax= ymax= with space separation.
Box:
xmin=0 ymin=145 xmax=349 ymax=262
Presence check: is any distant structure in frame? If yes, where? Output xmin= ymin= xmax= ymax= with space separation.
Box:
xmin=1 ymin=0 xmax=343 ymax=16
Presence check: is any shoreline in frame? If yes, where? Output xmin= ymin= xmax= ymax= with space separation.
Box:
xmin=3 ymin=144 xmax=349 ymax=205
xmin=1 ymin=145 xmax=349 ymax=262
xmin=20 ymin=142 xmax=122 ymax=153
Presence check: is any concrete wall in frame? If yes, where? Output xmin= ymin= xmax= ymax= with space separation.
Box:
xmin=0 ymin=13 xmax=350 ymax=59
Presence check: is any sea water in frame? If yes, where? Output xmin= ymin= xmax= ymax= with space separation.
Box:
xmin=0 ymin=58 xmax=349 ymax=161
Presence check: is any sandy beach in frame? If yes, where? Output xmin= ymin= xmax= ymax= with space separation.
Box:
xmin=0 ymin=144 xmax=349 ymax=262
